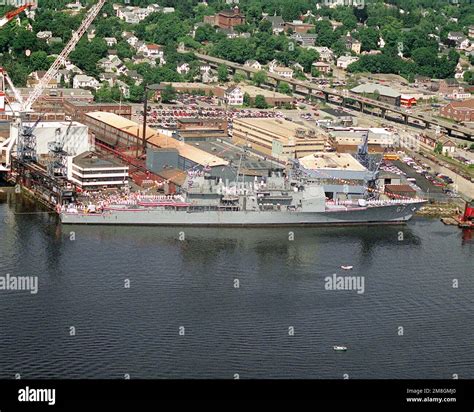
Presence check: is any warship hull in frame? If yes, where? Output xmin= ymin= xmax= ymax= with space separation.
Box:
xmin=60 ymin=201 xmax=425 ymax=226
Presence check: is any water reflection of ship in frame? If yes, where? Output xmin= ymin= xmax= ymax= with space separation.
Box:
xmin=59 ymin=224 xmax=422 ymax=267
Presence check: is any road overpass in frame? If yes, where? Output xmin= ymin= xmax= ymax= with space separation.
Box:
xmin=188 ymin=51 xmax=473 ymax=141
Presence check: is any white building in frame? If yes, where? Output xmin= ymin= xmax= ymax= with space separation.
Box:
xmin=123 ymin=32 xmax=139 ymax=47
xmin=11 ymin=121 xmax=90 ymax=158
xmin=73 ymin=74 xmax=100 ymax=90
xmin=313 ymin=47 xmax=334 ymax=62
xmin=336 ymin=55 xmax=359 ymax=69
xmin=36 ymin=31 xmax=52 ymax=40
xmin=224 ymin=86 xmax=244 ymax=106
xmin=177 ymin=62 xmax=190 ymax=74
xmin=269 ymin=65 xmax=294 ymax=79
xmin=68 ymin=151 xmax=129 ymax=189
xmin=244 ymin=59 xmax=262 ymax=70
xmin=104 ymin=37 xmax=117 ymax=47
xmin=138 ymin=44 xmax=164 ymax=62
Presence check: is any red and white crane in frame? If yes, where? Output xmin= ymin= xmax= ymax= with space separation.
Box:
xmin=0 ymin=0 xmax=106 ymax=170
xmin=0 ymin=4 xmax=34 ymax=28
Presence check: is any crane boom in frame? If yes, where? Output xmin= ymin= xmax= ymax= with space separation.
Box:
xmin=0 ymin=68 xmax=24 ymax=107
xmin=0 ymin=4 xmax=33 ymax=28
xmin=22 ymin=0 xmax=106 ymax=112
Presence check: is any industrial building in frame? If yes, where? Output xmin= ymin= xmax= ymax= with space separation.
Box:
xmin=0 ymin=88 xmax=94 ymax=121
xmin=232 ymin=118 xmax=326 ymax=161
xmin=83 ymin=112 xmax=228 ymax=176
xmin=350 ymin=84 xmax=401 ymax=106
xmin=64 ymin=100 xmax=132 ymax=122
xmin=237 ymin=84 xmax=293 ymax=107
xmin=175 ymin=118 xmax=228 ymax=141
xmin=299 ymin=152 xmax=375 ymax=200
xmin=10 ymin=120 xmax=91 ymax=160
xmin=329 ymin=127 xmax=398 ymax=153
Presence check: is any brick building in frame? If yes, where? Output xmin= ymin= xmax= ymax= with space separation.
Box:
xmin=204 ymin=7 xmax=245 ymax=28
xmin=440 ymin=99 xmax=474 ymax=122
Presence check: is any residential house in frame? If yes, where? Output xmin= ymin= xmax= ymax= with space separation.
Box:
xmin=73 ymin=74 xmax=100 ymax=90
xmin=97 ymin=57 xmax=115 ymax=73
xmin=104 ymin=37 xmax=117 ymax=48
xmin=454 ymin=62 xmax=466 ymax=80
xmin=116 ymin=80 xmax=130 ymax=99
xmin=36 ymin=31 xmax=52 ymax=40
xmin=202 ymin=70 xmax=217 ymax=84
xmin=448 ymin=32 xmax=465 ymax=42
xmin=285 ymin=20 xmax=315 ymax=34
xmin=27 ymin=71 xmax=58 ymax=88
xmin=438 ymin=136 xmax=457 ymax=154
xmin=312 ymin=61 xmax=331 ymax=74
xmin=313 ymin=47 xmax=334 ymax=62
xmin=329 ymin=20 xmax=343 ymax=31
xmin=127 ymin=70 xmax=143 ymax=85
xmin=290 ymin=32 xmax=317 ymax=47
xmin=123 ymin=32 xmax=139 ymax=47
xmin=56 ymin=69 xmax=73 ymax=86
xmin=177 ymin=62 xmax=190 ymax=75
xmin=99 ymin=72 xmax=118 ymax=87
xmin=262 ymin=14 xmax=285 ymax=34
xmin=139 ymin=44 xmax=164 ymax=62
xmin=344 ymin=33 xmax=361 ymax=54
xmin=200 ymin=64 xmax=211 ymax=74
xmin=132 ymin=56 xmax=157 ymax=67
xmin=292 ymin=62 xmax=305 ymax=73
xmin=269 ymin=64 xmax=294 ymax=79
xmin=244 ymin=60 xmax=262 ymax=70
xmin=456 ymin=37 xmax=470 ymax=51
xmin=336 ymin=55 xmax=359 ymax=69
xmin=224 ymin=86 xmax=244 ymax=106
xmin=217 ymin=27 xmax=239 ymax=39
xmin=65 ymin=1 xmax=84 ymax=11
xmin=117 ymin=6 xmax=148 ymax=23
xmin=87 ymin=27 xmax=96 ymax=41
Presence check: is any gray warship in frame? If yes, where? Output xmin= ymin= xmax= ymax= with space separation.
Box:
xmin=60 ymin=171 xmax=426 ymax=226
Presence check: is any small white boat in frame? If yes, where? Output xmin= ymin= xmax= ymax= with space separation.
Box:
xmin=333 ymin=346 xmax=347 ymax=351
xmin=340 ymin=265 xmax=353 ymax=270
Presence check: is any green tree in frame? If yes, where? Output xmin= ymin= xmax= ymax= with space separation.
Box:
xmin=259 ymin=19 xmax=272 ymax=34
xmin=463 ymin=70 xmax=474 ymax=85
xmin=254 ymin=94 xmax=267 ymax=109
xmin=253 ymin=70 xmax=267 ymax=86
xmin=217 ymin=64 xmax=228 ymax=83
xmin=95 ymin=83 xmax=113 ymax=103
xmin=278 ymin=82 xmax=292 ymax=95
xmin=297 ymin=49 xmax=319 ymax=73
xmin=243 ymin=92 xmax=251 ymax=107
xmin=331 ymin=38 xmax=348 ymax=58
xmin=29 ymin=51 xmax=49 ymax=72
xmin=161 ymin=84 xmax=176 ymax=103
xmin=195 ymin=24 xmax=216 ymax=43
